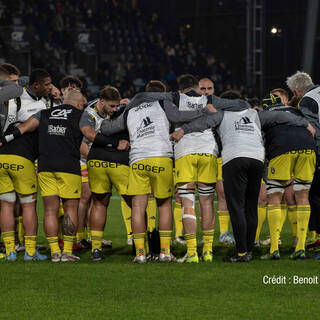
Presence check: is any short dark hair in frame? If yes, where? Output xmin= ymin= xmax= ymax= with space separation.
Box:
xmin=1 ymin=63 xmax=20 ymax=76
xmin=60 ymin=75 xmax=83 ymax=90
xmin=220 ymin=90 xmax=241 ymax=100
xmin=0 ymin=66 xmax=10 ymax=78
xmin=177 ymin=74 xmax=198 ymax=91
xmin=99 ymin=86 xmax=121 ymax=101
xmin=248 ymin=97 xmax=261 ymax=108
xmin=145 ymin=80 xmax=166 ymax=92
xmin=29 ymin=68 xmax=51 ymax=85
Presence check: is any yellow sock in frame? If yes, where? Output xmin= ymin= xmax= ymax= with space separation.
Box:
xmin=173 ymin=202 xmax=183 ymax=238
xmin=288 ymin=205 xmax=297 ymax=238
xmin=218 ymin=211 xmax=229 ymax=234
xmin=47 ymin=236 xmax=61 ymax=255
xmin=146 ymin=197 xmax=157 ymax=232
xmin=295 ymin=205 xmax=311 ymax=252
xmin=76 ymin=228 xmax=85 ymax=242
xmin=255 ymin=205 xmax=267 ymax=241
xmin=91 ymin=230 xmax=103 ymax=252
xmin=121 ymin=199 xmax=132 ymax=238
xmin=267 ymin=205 xmax=282 ymax=253
xmin=63 ymin=235 xmax=75 ymax=254
xmin=2 ymin=231 xmax=15 ymax=255
xmin=17 ymin=216 xmax=24 ymax=244
xmin=145 ymin=232 xmax=149 ymax=255
xmin=203 ymin=229 xmax=214 ymax=253
xmin=185 ymin=233 xmax=197 ymax=256
xmin=133 ymin=233 xmax=146 ymax=256
xmin=159 ymin=230 xmax=171 ymax=254
xmin=86 ymin=227 xmax=92 ymax=241
xmin=279 ymin=204 xmax=287 ymax=233
xmin=25 ymin=235 xmax=36 ymax=256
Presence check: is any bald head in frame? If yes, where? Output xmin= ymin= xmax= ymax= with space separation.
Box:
xmin=63 ymin=89 xmax=85 ymax=110
xmin=198 ymin=78 xmax=214 ymax=96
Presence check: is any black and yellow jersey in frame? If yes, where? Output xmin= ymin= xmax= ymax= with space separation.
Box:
xmin=32 ymin=104 xmax=83 ymax=175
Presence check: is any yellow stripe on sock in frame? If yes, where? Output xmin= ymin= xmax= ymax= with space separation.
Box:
xmin=63 ymin=235 xmax=75 ymax=254
xmin=2 ymin=231 xmax=15 ymax=255
xmin=47 ymin=236 xmax=60 ymax=255
xmin=133 ymin=233 xmax=146 ymax=256
xmin=295 ymin=205 xmax=311 ymax=252
xmin=203 ymin=229 xmax=214 ymax=253
xmin=25 ymin=235 xmax=36 ymax=257
xmin=218 ymin=211 xmax=230 ymax=234
xmin=185 ymin=233 xmax=197 ymax=256
xmin=159 ymin=230 xmax=172 ymax=254
xmin=255 ymin=205 xmax=267 ymax=241
xmin=91 ymin=230 xmax=103 ymax=252
xmin=267 ymin=205 xmax=282 ymax=253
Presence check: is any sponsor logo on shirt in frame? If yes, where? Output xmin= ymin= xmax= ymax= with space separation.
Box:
xmin=186 ymin=102 xmax=204 ymax=110
xmin=136 ymin=116 xmax=155 ymax=138
xmin=134 ymin=103 xmax=152 ymax=111
xmin=234 ymin=117 xmax=254 ymax=133
xmin=49 ymin=109 xmax=72 ymax=120
xmin=48 ymin=125 xmax=66 ymax=136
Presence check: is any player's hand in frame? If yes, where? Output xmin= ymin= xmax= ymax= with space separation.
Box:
xmin=120 ymin=98 xmax=130 ymax=105
xmin=170 ymin=129 xmax=184 ymax=142
xmin=307 ymin=123 xmax=316 ymax=137
xmin=117 ymin=139 xmax=130 ymax=151
xmin=206 ymin=104 xmax=217 ymax=113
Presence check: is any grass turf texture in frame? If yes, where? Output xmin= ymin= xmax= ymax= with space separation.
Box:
xmin=0 ymin=195 xmax=319 ymax=320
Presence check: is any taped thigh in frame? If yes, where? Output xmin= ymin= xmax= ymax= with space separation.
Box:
xmin=266 ymin=180 xmax=290 ymax=195
xmin=177 ymin=183 xmax=196 ymax=220
xmin=18 ymin=193 xmax=37 ymax=204
xmin=293 ymin=179 xmax=312 ymax=191
xmin=177 ymin=183 xmax=196 ymax=205
xmin=0 ymin=191 xmax=16 ymax=202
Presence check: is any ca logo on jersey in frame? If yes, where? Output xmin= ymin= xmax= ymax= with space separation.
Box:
xmin=49 ymin=109 xmax=72 ymax=120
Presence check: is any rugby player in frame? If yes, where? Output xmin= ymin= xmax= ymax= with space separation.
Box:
xmin=198 ymin=79 xmax=235 ymax=246
xmin=171 ymin=92 xmax=314 ymax=262
xmin=100 ymin=81 xmax=214 ymax=263
xmin=2 ymin=89 xmax=86 ymax=262
xmin=80 ymin=86 xmax=130 ymax=260
xmin=174 ymin=75 xmax=217 ymax=263
xmin=0 ymin=66 xmax=47 ymax=261
xmin=260 ymin=93 xmax=316 ymax=260
xmin=286 ymin=71 xmax=320 ymax=257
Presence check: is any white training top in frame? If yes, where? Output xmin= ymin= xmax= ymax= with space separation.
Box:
xmin=174 ymin=93 xmax=218 ymax=160
xmin=17 ymin=88 xmax=48 ymax=122
xmin=80 ymin=104 xmax=107 ymax=165
xmin=218 ymin=108 xmax=265 ymax=165
xmin=126 ymin=101 xmax=172 ymax=165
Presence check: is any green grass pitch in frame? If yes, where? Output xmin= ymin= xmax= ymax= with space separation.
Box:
xmin=0 ymin=195 xmax=319 ymax=320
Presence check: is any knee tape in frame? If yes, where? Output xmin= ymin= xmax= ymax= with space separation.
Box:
xmin=198 ymin=185 xmax=215 ymax=196
xmin=18 ymin=193 xmax=36 ymax=204
xmin=293 ymin=179 xmax=312 ymax=191
xmin=266 ymin=180 xmax=290 ymax=195
xmin=0 ymin=191 xmax=16 ymax=202
xmin=177 ymin=183 xmax=195 ymax=206
xmin=182 ymin=207 xmax=197 ymax=220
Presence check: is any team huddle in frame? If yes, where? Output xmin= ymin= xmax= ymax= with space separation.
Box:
xmin=0 ymin=63 xmax=320 ymax=263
